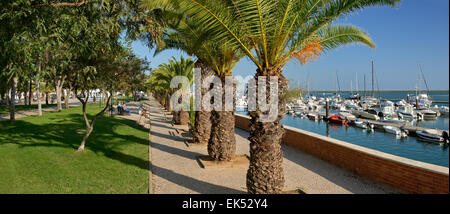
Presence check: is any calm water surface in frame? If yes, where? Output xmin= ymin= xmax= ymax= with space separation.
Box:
xmin=237 ymin=91 xmax=449 ymax=167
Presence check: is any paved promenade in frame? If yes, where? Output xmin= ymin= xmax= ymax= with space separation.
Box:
xmin=145 ymin=96 xmax=401 ymax=194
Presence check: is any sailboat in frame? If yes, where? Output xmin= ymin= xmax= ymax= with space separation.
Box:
xmin=357 ymin=61 xmax=380 ymax=120
xmin=412 ymin=63 xmax=437 ymax=120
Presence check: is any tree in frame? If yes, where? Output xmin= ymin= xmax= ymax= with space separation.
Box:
xmin=148 ymin=56 xmax=194 ymax=125
xmin=142 ymin=4 xmax=245 ymax=160
xmin=150 ymin=0 xmax=401 ymax=193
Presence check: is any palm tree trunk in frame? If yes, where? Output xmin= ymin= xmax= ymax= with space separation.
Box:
xmin=178 ymin=110 xmax=189 ymax=125
xmin=208 ymin=76 xmax=236 ymax=161
xmin=165 ymin=92 xmax=172 ymax=112
xmin=192 ymin=62 xmax=214 ymax=144
xmin=246 ymin=72 xmax=288 ymax=194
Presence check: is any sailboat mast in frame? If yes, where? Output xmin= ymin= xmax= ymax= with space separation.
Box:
xmin=335 ymin=70 xmax=341 ymax=94
xmin=364 ymin=74 xmax=366 ymax=99
xmin=418 ymin=63 xmax=430 ymax=93
xmin=350 ymin=80 xmax=353 ymax=95
xmin=371 ymin=60 xmax=374 ymax=97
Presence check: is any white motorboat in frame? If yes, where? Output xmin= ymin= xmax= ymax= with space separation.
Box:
xmin=354 ymin=120 xmax=374 ymax=130
xmin=396 ymin=104 xmax=416 ymax=120
xmin=358 ymin=109 xmax=380 ymax=120
xmin=236 ymin=98 xmax=248 ymax=109
xmin=351 ymin=109 xmax=361 ymax=117
xmin=416 ymin=130 xmax=444 ymax=142
xmin=439 ymin=106 xmax=449 ymax=117
xmin=411 ymin=94 xmax=433 ymax=109
xmin=338 ymin=111 xmax=356 ymax=121
xmin=307 ymin=113 xmax=319 ymax=121
xmin=416 ymin=109 xmax=438 ymax=120
xmin=380 ymin=117 xmax=407 ymax=125
xmin=383 ymin=126 xmax=407 ymax=137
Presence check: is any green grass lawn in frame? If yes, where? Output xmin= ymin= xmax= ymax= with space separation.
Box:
xmin=0 ymin=104 xmax=57 ymax=115
xmin=0 ymin=104 xmax=149 ymax=193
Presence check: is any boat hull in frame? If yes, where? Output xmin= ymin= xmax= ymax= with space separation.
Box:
xmin=416 ymin=131 xmax=444 ymax=142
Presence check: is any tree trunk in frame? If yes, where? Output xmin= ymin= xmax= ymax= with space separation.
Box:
xmin=172 ymin=110 xmax=179 ymax=124
xmin=5 ymin=90 xmax=10 ymax=110
xmin=77 ymin=92 xmax=111 ymax=152
xmin=1 ymin=92 xmax=5 ymax=106
xmin=246 ymin=71 xmax=288 ymax=194
xmin=192 ymin=110 xmax=211 ymax=144
xmin=45 ymin=92 xmax=49 ymax=105
xmin=78 ymin=125 xmax=93 ymax=151
xmin=55 ymin=75 xmax=65 ymax=111
xmin=208 ymin=76 xmax=236 ymax=161
xmin=208 ymin=111 xmax=236 ymax=160
xmin=178 ymin=110 xmax=189 ymax=125
xmin=28 ymin=79 xmax=32 ymax=105
xmin=24 ymin=91 xmax=28 ymax=106
xmin=36 ymin=76 xmax=42 ymax=116
xmin=165 ymin=92 xmax=172 ymax=112
xmin=192 ymin=62 xmax=214 ymax=145
xmin=64 ymin=89 xmax=70 ymax=109
xmin=10 ymin=77 xmax=18 ymax=123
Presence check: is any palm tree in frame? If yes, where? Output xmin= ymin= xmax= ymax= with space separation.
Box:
xmin=149 ymin=56 xmax=195 ymax=125
xmin=150 ymin=0 xmax=401 ymax=193
xmin=145 ymin=6 xmax=245 ymax=161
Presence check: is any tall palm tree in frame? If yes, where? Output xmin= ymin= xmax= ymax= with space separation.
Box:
xmin=149 ymin=56 xmax=195 ymax=125
xmin=146 ymin=6 xmax=245 ymax=161
xmin=149 ymin=0 xmax=401 ymax=193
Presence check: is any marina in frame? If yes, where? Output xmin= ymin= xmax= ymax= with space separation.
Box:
xmin=236 ymin=91 xmax=449 ymax=167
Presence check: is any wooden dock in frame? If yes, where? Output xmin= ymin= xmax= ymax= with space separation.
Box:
xmin=316 ymin=112 xmax=448 ymax=136
xmin=388 ymin=99 xmax=448 ymax=104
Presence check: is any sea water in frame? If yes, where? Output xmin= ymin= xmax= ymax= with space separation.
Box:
xmin=237 ymin=91 xmax=449 ymax=167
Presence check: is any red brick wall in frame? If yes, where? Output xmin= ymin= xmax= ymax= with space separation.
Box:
xmin=235 ymin=114 xmax=449 ymax=194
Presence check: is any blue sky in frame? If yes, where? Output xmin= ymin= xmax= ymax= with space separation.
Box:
xmin=130 ymin=0 xmax=449 ymax=91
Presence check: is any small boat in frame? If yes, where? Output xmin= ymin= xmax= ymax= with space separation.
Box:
xmin=383 ymin=126 xmax=407 ymax=137
xmin=328 ymin=115 xmax=348 ymax=125
xmin=416 ymin=130 xmax=444 ymax=142
xmin=354 ymin=119 xmax=373 ymax=130
xmin=307 ymin=113 xmax=318 ymax=121
xmin=380 ymin=117 xmax=407 ymax=125
xmin=337 ymin=111 xmax=356 ymax=121
xmin=397 ymin=104 xmax=416 ymax=120
xmin=416 ymin=109 xmax=438 ymax=120
xmin=439 ymin=106 xmax=449 ymax=117
xmin=358 ymin=109 xmax=380 ymax=120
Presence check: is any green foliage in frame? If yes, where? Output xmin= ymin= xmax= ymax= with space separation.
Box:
xmin=147 ymin=56 xmax=195 ymax=95
xmin=143 ymin=0 xmax=400 ymax=74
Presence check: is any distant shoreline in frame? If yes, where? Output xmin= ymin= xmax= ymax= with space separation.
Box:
xmin=311 ymin=90 xmax=449 ymax=93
